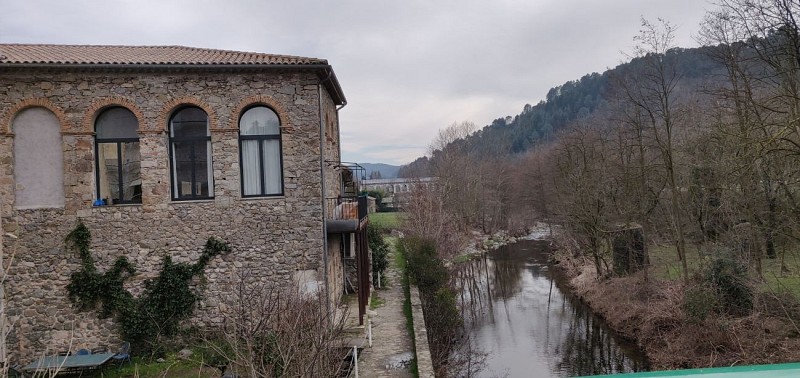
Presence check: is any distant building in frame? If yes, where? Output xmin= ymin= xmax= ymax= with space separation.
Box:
xmin=362 ymin=177 xmax=436 ymax=209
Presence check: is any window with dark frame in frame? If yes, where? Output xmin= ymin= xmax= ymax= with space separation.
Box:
xmin=239 ymin=106 xmax=284 ymax=197
xmin=95 ymin=107 xmax=141 ymax=204
xmin=169 ymin=106 xmax=213 ymax=200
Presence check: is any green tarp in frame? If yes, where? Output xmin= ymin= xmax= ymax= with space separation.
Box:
xmin=586 ymin=363 xmax=800 ymax=377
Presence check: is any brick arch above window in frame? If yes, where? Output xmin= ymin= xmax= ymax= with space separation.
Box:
xmin=158 ymin=97 xmax=217 ymax=133
xmin=82 ymin=97 xmax=144 ymax=135
xmin=230 ymin=95 xmax=292 ymax=133
xmin=1 ymin=98 xmax=71 ymax=135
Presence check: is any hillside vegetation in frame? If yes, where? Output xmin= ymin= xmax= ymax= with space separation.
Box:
xmin=400 ymin=0 xmax=800 ymax=369
xmin=399 ymin=45 xmax=723 ymax=178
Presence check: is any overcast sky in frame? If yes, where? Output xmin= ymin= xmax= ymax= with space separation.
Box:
xmin=0 ymin=0 xmax=712 ymax=165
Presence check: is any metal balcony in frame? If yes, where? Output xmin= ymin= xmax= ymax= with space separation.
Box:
xmin=325 ymin=195 xmax=368 ymax=233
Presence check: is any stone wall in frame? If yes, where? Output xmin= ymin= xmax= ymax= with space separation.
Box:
xmin=410 ymin=286 xmax=435 ymax=378
xmin=320 ymin=79 xmax=346 ymax=306
xmin=0 ymin=67 xmax=343 ymax=361
xmin=326 ymin=233 xmax=344 ymax=307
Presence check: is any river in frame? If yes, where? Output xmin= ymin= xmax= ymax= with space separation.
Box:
xmin=453 ymin=239 xmax=649 ymax=377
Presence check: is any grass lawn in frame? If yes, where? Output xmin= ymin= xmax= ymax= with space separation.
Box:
xmin=763 ymin=249 xmax=800 ymax=299
xmin=370 ymin=290 xmax=385 ymax=309
xmin=369 ymin=212 xmax=405 ymax=230
xmin=647 ymin=243 xmax=703 ymax=280
xmin=646 ymin=242 xmax=800 ymax=300
xmin=101 ymin=356 xmax=219 ymax=378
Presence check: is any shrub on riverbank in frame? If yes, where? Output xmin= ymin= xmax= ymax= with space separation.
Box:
xmin=401 ymin=237 xmax=468 ymax=376
xmin=394 ymin=237 xmax=421 ymax=378
xmin=702 ymin=254 xmax=753 ymax=316
xmin=405 ymin=238 xmax=449 ymax=291
xmin=553 ymin=247 xmax=800 ymax=370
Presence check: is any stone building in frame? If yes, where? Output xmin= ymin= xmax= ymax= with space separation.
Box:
xmin=0 ymin=44 xmax=370 ymax=361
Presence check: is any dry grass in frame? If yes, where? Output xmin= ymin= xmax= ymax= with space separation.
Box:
xmin=553 ymin=248 xmax=800 ymax=370
xmin=648 ymin=243 xmax=800 ymax=300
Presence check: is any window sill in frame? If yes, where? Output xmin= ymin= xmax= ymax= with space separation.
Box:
xmin=240 ymin=196 xmax=286 ymax=202
xmin=14 ymin=205 xmax=65 ymax=210
xmin=93 ymin=203 xmax=141 ymax=208
xmin=170 ymin=199 xmax=215 ymax=205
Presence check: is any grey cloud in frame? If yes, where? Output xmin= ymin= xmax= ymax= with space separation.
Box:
xmin=0 ymin=0 xmax=711 ymax=164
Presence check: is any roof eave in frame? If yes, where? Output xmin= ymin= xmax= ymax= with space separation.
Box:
xmin=0 ymin=62 xmax=347 ymax=105
xmin=319 ymin=67 xmax=347 ymax=107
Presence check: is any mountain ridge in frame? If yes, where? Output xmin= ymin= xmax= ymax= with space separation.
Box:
xmin=359 ymin=162 xmax=400 ymax=179
xmin=398 ymin=44 xmax=723 ymax=177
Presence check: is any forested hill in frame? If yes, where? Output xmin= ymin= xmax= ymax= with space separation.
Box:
xmin=398 ymin=45 xmax=722 ymax=178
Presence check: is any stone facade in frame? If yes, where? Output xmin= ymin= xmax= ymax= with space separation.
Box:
xmin=0 ymin=59 xmax=348 ymax=361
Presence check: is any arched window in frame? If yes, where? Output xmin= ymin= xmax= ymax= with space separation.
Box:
xmin=239 ymin=106 xmax=283 ymax=197
xmin=169 ymin=106 xmax=213 ymax=200
xmin=95 ymin=107 xmax=141 ymax=204
xmin=13 ymin=107 xmax=64 ymax=208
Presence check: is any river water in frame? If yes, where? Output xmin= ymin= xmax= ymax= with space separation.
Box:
xmin=453 ymin=239 xmax=649 ymax=377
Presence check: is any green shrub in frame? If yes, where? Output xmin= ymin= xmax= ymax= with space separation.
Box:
xmin=368 ymin=223 xmax=389 ymax=285
xmin=683 ymin=284 xmax=717 ymax=322
xmin=402 ymin=236 xmax=461 ymax=375
xmin=405 ymin=238 xmax=448 ymax=291
xmin=362 ymin=189 xmax=386 ymax=211
xmin=423 ymin=287 xmax=463 ymax=359
xmin=704 ymin=255 xmax=753 ymax=316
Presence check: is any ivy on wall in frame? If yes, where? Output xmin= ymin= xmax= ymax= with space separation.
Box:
xmin=65 ymin=222 xmax=231 ymax=355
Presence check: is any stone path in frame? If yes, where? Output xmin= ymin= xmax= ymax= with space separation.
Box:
xmin=357 ymin=248 xmax=414 ymax=377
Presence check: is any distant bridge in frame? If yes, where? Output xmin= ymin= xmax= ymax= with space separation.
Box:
xmin=361 ymin=177 xmax=436 ymax=210
xmin=361 ymin=177 xmax=436 ymax=194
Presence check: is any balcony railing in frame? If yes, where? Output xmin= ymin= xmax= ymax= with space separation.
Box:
xmin=326 ymin=195 xmax=367 ymax=220
xmin=325 ymin=195 xmax=368 ymax=233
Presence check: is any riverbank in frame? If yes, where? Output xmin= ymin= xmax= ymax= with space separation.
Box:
xmin=455 ymin=223 xmax=555 ymax=263
xmin=458 ymin=224 xmax=800 ymax=370
xmin=456 ymin=238 xmax=647 ymax=376
xmin=552 ymin=249 xmax=800 ymax=370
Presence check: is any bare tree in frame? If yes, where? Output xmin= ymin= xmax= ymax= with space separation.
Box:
xmin=514 ymin=144 xmax=560 ymax=232
xmin=620 ymin=18 xmax=691 ymax=282
xmin=428 ymin=122 xmax=481 ymax=229
xmin=403 ymin=181 xmax=465 ymax=260
xmin=202 ymin=271 xmax=348 ymax=378
xmin=699 ymin=3 xmax=800 ymax=275
xmin=551 ymin=124 xmax=615 ymax=277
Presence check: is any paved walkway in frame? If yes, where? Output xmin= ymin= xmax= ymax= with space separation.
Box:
xmin=357 ymin=248 xmax=414 ymax=377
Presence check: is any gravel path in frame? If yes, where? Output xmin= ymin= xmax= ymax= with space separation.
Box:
xmin=357 ymin=247 xmax=415 ymax=377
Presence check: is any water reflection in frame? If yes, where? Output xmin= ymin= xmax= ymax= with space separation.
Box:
xmin=454 ymin=240 xmax=648 ymax=377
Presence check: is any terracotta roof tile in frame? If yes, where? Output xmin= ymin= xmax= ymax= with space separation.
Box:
xmin=0 ymin=44 xmax=327 ymax=66
xmin=0 ymin=43 xmax=346 ymax=105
